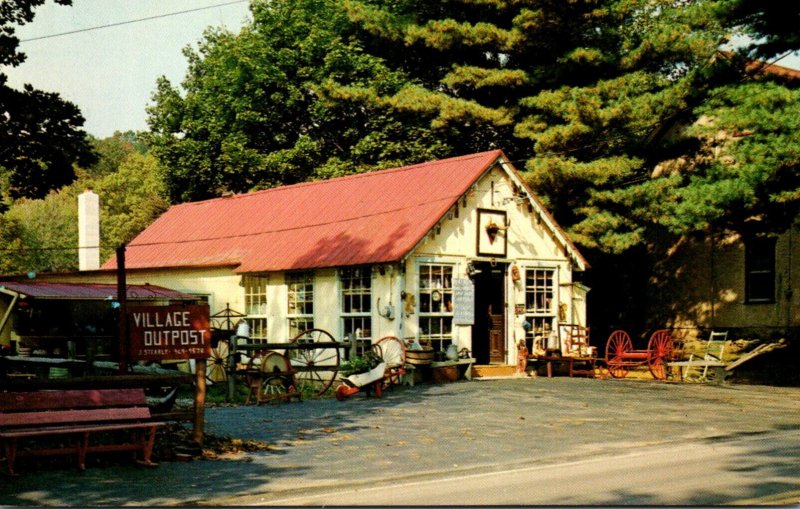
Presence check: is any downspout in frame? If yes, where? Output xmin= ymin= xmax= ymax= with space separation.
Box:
xmin=398 ymin=256 xmax=408 ymax=340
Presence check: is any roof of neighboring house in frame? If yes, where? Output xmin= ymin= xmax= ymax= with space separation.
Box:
xmin=0 ymin=281 xmax=196 ymax=301
xmin=105 ymin=150 xmax=586 ymax=273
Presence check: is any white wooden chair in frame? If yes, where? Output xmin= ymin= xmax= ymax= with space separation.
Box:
xmin=682 ymin=330 xmax=728 ymax=382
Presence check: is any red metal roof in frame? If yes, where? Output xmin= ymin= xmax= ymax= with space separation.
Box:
xmin=105 ymin=151 xmax=505 ymax=272
xmin=103 ymin=150 xmax=585 ymax=272
xmin=0 ymin=281 xmax=196 ymax=300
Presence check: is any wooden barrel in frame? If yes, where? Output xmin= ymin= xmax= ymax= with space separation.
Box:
xmin=406 ymin=348 xmax=434 ymax=366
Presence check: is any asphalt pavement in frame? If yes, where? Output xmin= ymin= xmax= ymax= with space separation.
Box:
xmin=2 ymin=376 xmax=800 ymax=506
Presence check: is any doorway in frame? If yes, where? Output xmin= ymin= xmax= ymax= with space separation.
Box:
xmin=471 ymin=262 xmax=507 ymax=364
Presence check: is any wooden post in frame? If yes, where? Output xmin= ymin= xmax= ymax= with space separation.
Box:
xmin=193 ymin=358 xmax=206 ymax=446
xmin=116 ymin=245 xmax=128 ymax=374
xmin=227 ymin=335 xmax=237 ymax=402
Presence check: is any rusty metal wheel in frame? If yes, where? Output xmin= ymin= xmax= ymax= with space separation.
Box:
xmin=605 ymin=330 xmax=632 ymax=378
xmin=289 ymin=328 xmax=340 ymax=396
xmin=647 ymin=330 xmax=673 ymax=380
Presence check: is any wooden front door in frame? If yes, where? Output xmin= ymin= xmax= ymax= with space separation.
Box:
xmin=488 ymin=305 xmax=505 ymax=364
xmin=472 ymin=262 xmax=506 ymax=364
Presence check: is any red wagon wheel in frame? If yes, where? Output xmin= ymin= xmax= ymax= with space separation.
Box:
xmin=606 ymin=330 xmax=632 ymax=378
xmin=647 ymin=330 xmax=673 ymax=380
xmin=289 ymin=328 xmax=340 ymax=396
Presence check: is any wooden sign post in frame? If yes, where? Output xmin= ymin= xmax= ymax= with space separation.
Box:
xmin=128 ymin=304 xmax=212 ymax=447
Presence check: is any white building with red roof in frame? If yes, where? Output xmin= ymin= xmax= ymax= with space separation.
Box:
xmin=47 ymin=150 xmax=589 ymax=375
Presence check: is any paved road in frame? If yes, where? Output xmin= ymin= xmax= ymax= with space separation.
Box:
xmin=2 ymin=377 xmax=800 ymax=506
xmin=263 ymin=429 xmax=800 ymax=506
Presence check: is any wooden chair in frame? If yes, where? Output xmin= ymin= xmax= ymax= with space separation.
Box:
xmin=682 ymin=330 xmax=728 ymax=382
xmin=561 ymin=324 xmax=592 ymax=357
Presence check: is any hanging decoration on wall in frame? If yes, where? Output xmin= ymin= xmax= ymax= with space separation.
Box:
xmin=477 ymin=209 xmax=508 ymax=257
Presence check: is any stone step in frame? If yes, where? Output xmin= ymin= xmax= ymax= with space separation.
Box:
xmin=471 ymin=364 xmax=518 ymax=378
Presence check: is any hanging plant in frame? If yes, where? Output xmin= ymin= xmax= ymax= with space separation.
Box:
xmin=485 ymin=220 xmax=507 ymax=243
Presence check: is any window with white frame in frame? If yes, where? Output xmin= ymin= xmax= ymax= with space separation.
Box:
xmin=418 ymin=263 xmax=454 ymax=352
xmin=340 ymin=266 xmax=372 ymax=356
xmin=524 ymin=267 xmax=557 ymax=350
xmin=243 ymin=275 xmax=268 ymax=342
xmin=287 ymin=271 xmax=314 ymax=338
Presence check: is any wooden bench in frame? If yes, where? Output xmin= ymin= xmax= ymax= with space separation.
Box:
xmin=0 ymin=388 xmax=165 ymax=475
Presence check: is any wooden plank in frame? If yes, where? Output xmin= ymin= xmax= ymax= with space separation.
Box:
xmin=724 ymin=341 xmax=786 ymax=372
xmin=0 ymin=389 xmax=146 ymax=411
xmin=667 ymin=360 xmax=726 ymax=367
xmin=0 ymin=407 xmax=151 ymax=427
xmin=0 ymin=422 xmax=162 ymax=438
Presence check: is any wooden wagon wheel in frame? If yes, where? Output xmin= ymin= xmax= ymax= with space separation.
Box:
xmin=647 ymin=330 xmax=673 ymax=380
xmin=289 ymin=328 xmax=340 ymax=396
xmin=605 ymin=330 xmax=632 ymax=378
xmin=372 ymin=336 xmax=407 ymax=387
xmin=206 ymin=339 xmax=229 ymax=383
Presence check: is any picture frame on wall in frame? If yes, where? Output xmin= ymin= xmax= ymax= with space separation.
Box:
xmin=477 ymin=208 xmax=507 ymax=257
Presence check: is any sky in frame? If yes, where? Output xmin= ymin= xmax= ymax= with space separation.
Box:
xmin=4 ymin=0 xmax=252 ymax=138
xmin=4 ymin=1 xmax=799 ymax=140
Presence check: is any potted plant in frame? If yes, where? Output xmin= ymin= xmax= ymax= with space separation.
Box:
xmin=339 ymin=351 xmax=382 ymax=377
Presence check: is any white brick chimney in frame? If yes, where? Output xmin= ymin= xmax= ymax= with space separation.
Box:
xmin=78 ymin=189 xmax=100 ymax=271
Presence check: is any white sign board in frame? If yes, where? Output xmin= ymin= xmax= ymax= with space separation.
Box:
xmin=453 ymin=278 xmax=475 ymax=326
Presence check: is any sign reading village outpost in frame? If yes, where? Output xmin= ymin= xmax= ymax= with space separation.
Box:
xmin=128 ymin=304 xmax=211 ymax=361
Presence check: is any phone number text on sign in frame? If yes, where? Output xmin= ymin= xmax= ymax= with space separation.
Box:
xmin=128 ymin=304 xmax=212 ymax=361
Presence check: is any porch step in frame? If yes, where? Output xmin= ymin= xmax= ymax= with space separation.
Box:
xmin=471 ymin=364 xmax=518 ymax=378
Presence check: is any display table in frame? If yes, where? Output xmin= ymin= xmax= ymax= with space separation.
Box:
xmin=528 ymin=354 xmax=597 ymax=378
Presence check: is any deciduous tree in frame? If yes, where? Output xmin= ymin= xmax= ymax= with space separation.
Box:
xmin=0 ymin=0 xmax=96 ymax=201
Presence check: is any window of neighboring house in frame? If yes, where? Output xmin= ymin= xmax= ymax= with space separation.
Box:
xmin=340 ymin=266 xmax=372 ymax=356
xmin=524 ymin=267 xmax=557 ymax=350
xmin=287 ymin=271 xmax=314 ymax=338
xmin=243 ymin=275 xmax=268 ymax=342
xmin=745 ymin=237 xmax=777 ymax=303
xmin=418 ymin=263 xmax=454 ymax=352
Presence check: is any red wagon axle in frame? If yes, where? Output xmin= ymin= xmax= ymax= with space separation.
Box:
xmin=605 ymin=329 xmax=675 ymax=380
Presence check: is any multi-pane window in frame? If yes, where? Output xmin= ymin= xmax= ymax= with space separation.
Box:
xmin=525 ymin=268 xmax=554 ymax=314
xmin=525 ymin=268 xmax=556 ymax=350
xmin=418 ymin=263 xmax=454 ymax=352
xmin=340 ymin=266 xmax=372 ymax=356
xmin=745 ymin=237 xmax=776 ymax=303
xmin=243 ymin=275 xmax=268 ymax=341
xmin=287 ymin=271 xmax=314 ymax=338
